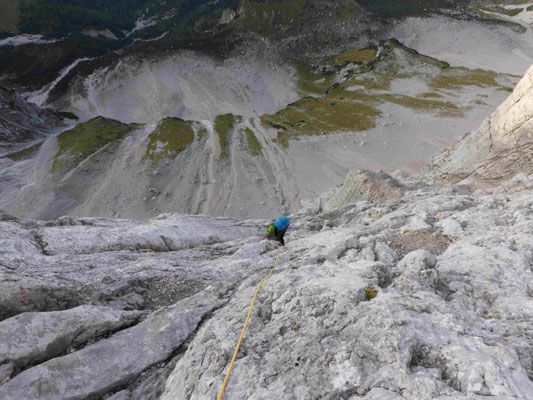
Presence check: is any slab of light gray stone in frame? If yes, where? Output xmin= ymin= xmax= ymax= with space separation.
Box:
xmin=0 ymin=305 xmax=143 ymax=369
xmin=0 ymin=362 xmax=13 ymax=385
xmin=40 ymin=214 xmax=264 ymax=255
xmin=107 ymin=390 xmax=131 ymax=400
xmin=0 ymin=289 xmax=224 ymax=400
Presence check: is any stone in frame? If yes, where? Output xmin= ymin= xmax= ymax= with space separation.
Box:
xmin=0 ymin=289 xmax=224 ymax=400
xmin=107 ymin=390 xmax=131 ymax=400
xmin=0 ymin=305 xmax=143 ymax=368
xmin=0 ymin=362 xmax=13 ymax=385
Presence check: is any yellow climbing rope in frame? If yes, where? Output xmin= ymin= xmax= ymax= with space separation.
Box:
xmin=217 ymin=247 xmax=284 ymax=400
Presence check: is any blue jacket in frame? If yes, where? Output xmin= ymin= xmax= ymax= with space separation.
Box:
xmin=273 ymin=216 xmax=290 ymax=231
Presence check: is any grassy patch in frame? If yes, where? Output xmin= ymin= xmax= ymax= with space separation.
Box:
xmin=196 ymin=124 xmax=208 ymax=139
xmin=53 ymin=117 xmax=140 ymax=173
xmin=496 ymin=6 xmax=523 ymax=16
xmin=471 ymin=6 xmax=499 ymax=19
xmin=263 ymin=95 xmax=381 ymax=148
xmin=0 ymin=0 xmax=19 ymax=33
xmin=290 ymin=61 xmax=335 ymax=95
xmin=335 ymin=48 xmax=377 ymax=64
xmin=245 ymin=128 xmax=262 ymax=156
xmin=214 ymin=114 xmax=238 ymax=159
xmin=527 ymin=5 xmax=533 ymax=12
xmin=429 ymin=68 xmax=505 ymax=91
xmin=144 ymin=117 xmax=194 ymax=165
xmin=379 ymin=94 xmax=463 ymax=118
xmin=4 ymin=142 xmax=42 ymax=161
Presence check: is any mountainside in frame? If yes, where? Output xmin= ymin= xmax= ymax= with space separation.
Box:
xmin=2 ymin=2 xmax=533 ymax=398
xmin=2 ymin=163 xmax=533 ymax=399
xmin=0 ymin=37 xmax=518 ymax=220
xmin=428 ymin=63 xmax=533 ymax=187
xmin=0 ymin=86 xmax=65 ymax=155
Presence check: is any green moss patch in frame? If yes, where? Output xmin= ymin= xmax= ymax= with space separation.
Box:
xmin=144 ymin=117 xmax=194 ymax=165
xmin=5 ymin=142 xmax=42 ymax=161
xmin=527 ymin=5 xmax=533 ymax=12
xmin=53 ymin=117 xmax=140 ymax=173
xmin=336 ymin=48 xmax=377 ymax=64
xmin=245 ymin=128 xmax=262 ymax=156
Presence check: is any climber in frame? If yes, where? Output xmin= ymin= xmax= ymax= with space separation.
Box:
xmin=267 ymin=216 xmax=290 ymax=246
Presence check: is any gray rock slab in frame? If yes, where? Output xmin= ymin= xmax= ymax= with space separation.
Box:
xmin=0 ymin=305 xmax=143 ymax=368
xmin=40 ymin=214 xmax=264 ymax=255
xmin=0 ymin=362 xmax=13 ymax=385
xmin=0 ymin=289 xmax=224 ymax=400
xmin=0 ymin=274 xmax=83 ymax=321
xmin=107 ymin=390 xmax=131 ymax=400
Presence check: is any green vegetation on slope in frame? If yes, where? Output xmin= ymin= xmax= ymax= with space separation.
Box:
xmin=238 ymin=0 xmax=307 ymax=37
xmin=493 ymin=6 xmax=523 ymax=16
xmin=0 ymin=0 xmax=19 ymax=33
xmin=262 ymin=39 xmax=510 ymax=148
xmin=473 ymin=4 xmax=525 ymax=18
xmin=244 ymin=128 xmax=262 ymax=156
xmin=4 ymin=142 xmax=42 ymax=161
xmin=429 ymin=68 xmax=507 ymax=91
xmin=53 ymin=117 xmax=140 ymax=173
xmin=214 ymin=114 xmax=239 ymax=159
xmin=144 ymin=117 xmax=194 ymax=165
xmin=290 ymin=61 xmax=335 ymax=95
xmin=262 ymin=95 xmax=382 ymax=148
xmin=335 ymin=48 xmax=377 ymax=64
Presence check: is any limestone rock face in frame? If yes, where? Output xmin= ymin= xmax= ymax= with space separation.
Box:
xmin=0 ymin=305 xmax=143 ymax=369
xmin=3 ymin=176 xmax=533 ymax=399
xmin=428 ymin=64 xmax=533 ymax=187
